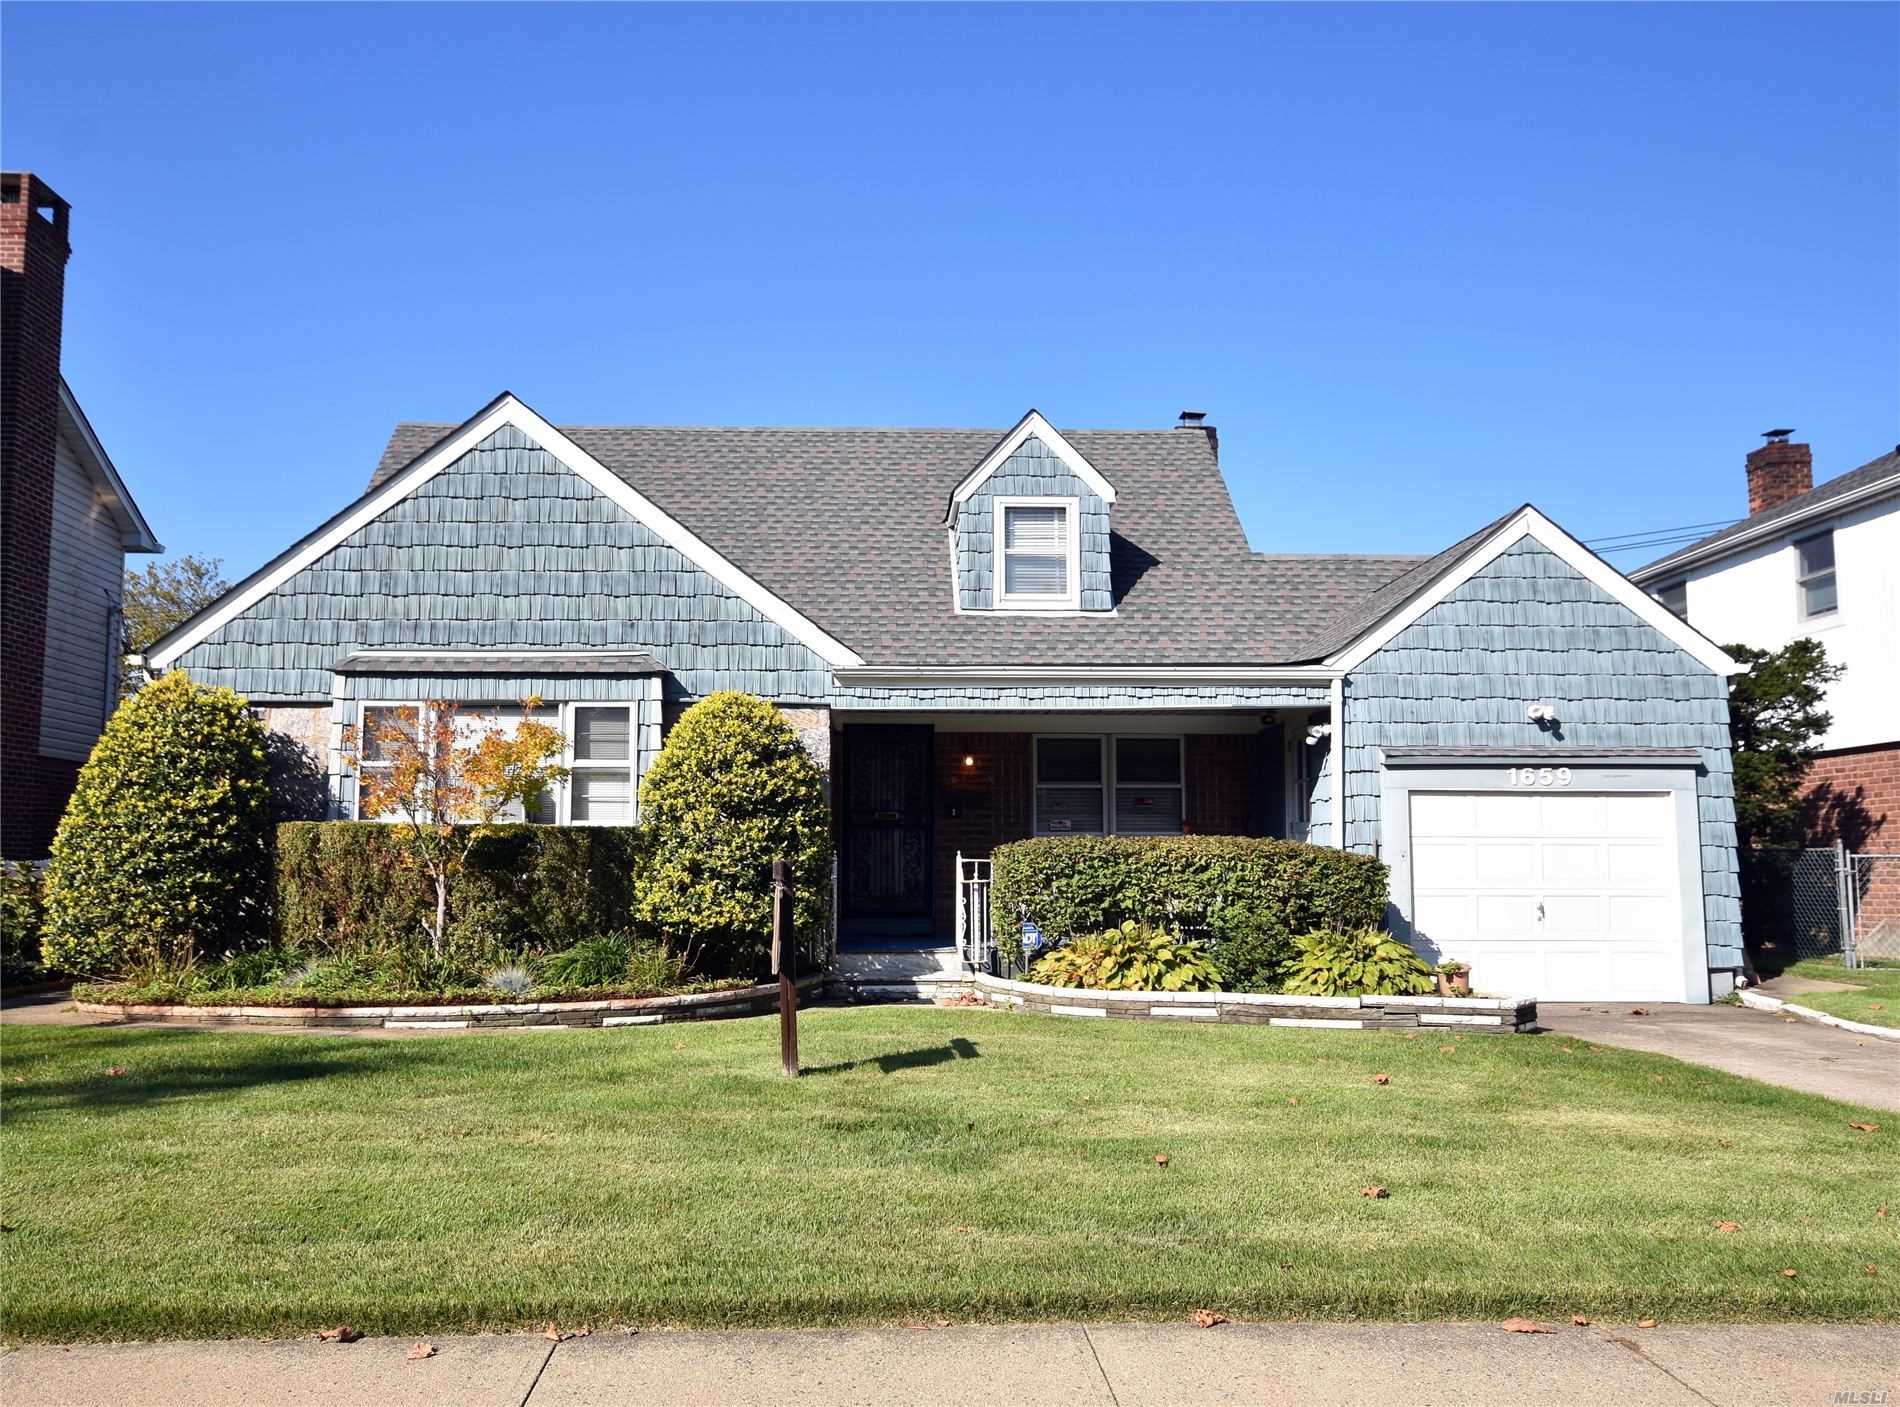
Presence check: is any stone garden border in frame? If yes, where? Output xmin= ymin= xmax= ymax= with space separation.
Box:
xmin=76 ymin=971 xmax=1536 ymax=1033
xmin=74 ymin=975 xmax=826 ymax=1031
xmin=965 ymin=972 xmax=1537 ymax=1030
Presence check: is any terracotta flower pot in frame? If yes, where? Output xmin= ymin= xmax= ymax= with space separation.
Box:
xmin=1438 ymin=970 xmax=1470 ymax=996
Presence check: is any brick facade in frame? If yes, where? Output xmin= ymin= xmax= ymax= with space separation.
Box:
xmin=923 ymin=730 xmax=1267 ymax=935
xmin=1 ymin=174 xmax=74 ymax=858
xmin=1801 ymin=742 xmax=1900 ymax=956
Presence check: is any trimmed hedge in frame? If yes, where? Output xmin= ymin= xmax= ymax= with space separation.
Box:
xmin=989 ymin=835 xmax=1389 ymax=980
xmin=43 ymin=672 xmax=272 ymax=976
xmin=274 ymin=822 xmax=639 ymax=968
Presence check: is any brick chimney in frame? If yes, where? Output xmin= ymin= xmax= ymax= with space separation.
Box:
xmin=1 ymin=172 xmax=74 ymax=858
xmin=1745 ymin=429 xmax=1812 ymax=516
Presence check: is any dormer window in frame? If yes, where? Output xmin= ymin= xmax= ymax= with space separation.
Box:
xmin=995 ymin=499 xmax=1080 ymax=609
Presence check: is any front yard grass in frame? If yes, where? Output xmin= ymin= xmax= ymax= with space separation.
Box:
xmin=2 ymin=1007 xmax=1894 ymax=1341
xmin=1778 ymin=956 xmax=1900 ymax=1029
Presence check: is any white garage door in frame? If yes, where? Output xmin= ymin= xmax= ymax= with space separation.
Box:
xmin=1408 ymin=790 xmax=1690 ymax=1002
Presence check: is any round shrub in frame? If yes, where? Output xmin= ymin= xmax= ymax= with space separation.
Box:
xmin=634 ymin=692 xmax=831 ymax=972
xmin=42 ymin=671 xmax=272 ymax=976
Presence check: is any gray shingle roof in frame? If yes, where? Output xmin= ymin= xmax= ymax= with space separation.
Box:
xmin=1291 ymin=510 xmax=1524 ymax=660
xmin=369 ymin=421 xmax=1494 ymax=666
xmin=1633 ymin=447 xmax=1900 ymax=583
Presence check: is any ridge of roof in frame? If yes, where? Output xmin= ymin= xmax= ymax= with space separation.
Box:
xmin=1632 ymin=446 xmax=1900 ymax=583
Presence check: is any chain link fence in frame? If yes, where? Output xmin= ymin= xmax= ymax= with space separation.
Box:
xmin=1744 ymin=844 xmax=1900 ymax=971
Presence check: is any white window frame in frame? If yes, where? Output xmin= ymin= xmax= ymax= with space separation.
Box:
xmin=564 ymin=702 xmax=639 ymax=827
xmin=1795 ymin=530 xmax=1838 ymax=621
xmin=352 ymin=700 xmax=636 ymax=826
xmin=1653 ymin=580 xmax=1688 ymax=620
xmin=1032 ymin=734 xmax=1185 ymax=836
xmin=993 ymin=496 xmax=1082 ymax=611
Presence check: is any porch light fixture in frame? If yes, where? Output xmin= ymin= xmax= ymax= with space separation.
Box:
xmin=1305 ymin=724 xmax=1331 ymax=745
xmin=962 ymin=754 xmax=977 ymax=768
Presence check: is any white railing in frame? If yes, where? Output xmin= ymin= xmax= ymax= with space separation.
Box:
xmin=955 ymin=852 xmax=994 ymax=973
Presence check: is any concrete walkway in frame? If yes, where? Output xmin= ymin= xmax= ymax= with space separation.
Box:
xmin=4 ymin=1323 xmax=1894 ymax=1406
xmin=1541 ymin=1000 xmax=1900 ymax=1112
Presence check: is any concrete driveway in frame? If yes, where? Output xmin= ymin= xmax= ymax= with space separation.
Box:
xmin=1540 ymin=999 xmax=1900 ymax=1112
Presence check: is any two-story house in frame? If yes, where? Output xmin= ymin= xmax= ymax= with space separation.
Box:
xmin=1632 ymin=433 xmax=1899 ymax=852
xmin=1 ymin=173 xmax=162 ymax=860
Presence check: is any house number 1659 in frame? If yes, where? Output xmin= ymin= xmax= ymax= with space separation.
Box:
xmin=1507 ymin=766 xmax=1571 ymax=788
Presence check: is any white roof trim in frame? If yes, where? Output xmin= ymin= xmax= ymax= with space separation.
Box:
xmin=147 ymin=394 xmax=864 ymax=670
xmin=1629 ymin=469 xmax=1900 ymax=585
xmin=57 ymin=380 xmax=161 ymax=552
xmin=1327 ymin=506 xmax=1743 ymax=677
xmin=834 ymin=665 xmax=1339 ymax=687
xmin=949 ymin=410 xmax=1117 ymax=508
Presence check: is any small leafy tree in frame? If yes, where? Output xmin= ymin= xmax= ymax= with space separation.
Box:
xmin=122 ymin=553 xmax=229 ymax=652
xmin=634 ymin=692 xmax=831 ymax=972
xmin=42 ymin=671 xmax=272 ymax=975
xmin=1726 ymin=639 xmax=1844 ymax=849
xmin=343 ymin=699 xmax=568 ymax=959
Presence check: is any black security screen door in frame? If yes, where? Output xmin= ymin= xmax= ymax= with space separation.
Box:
xmin=842 ymin=726 xmax=933 ymax=919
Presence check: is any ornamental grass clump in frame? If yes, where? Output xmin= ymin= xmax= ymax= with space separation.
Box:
xmin=633 ymin=692 xmax=831 ymax=975
xmin=1281 ymin=925 xmax=1435 ymax=997
xmin=42 ymin=672 xmax=272 ymax=976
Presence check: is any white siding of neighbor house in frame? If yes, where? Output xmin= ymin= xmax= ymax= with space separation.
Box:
xmin=1672 ymin=496 xmax=1899 ymax=752
xmin=38 ymin=431 xmax=126 ymax=762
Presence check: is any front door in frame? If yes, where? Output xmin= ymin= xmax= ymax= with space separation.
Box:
xmin=842 ymin=726 xmax=933 ymax=920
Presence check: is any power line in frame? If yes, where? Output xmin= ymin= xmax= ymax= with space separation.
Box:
xmin=1585 ymin=518 xmax=1743 ymax=556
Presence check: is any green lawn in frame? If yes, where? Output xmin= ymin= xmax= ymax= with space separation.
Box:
xmin=2 ymin=1008 xmax=1894 ymax=1341
xmin=1778 ymin=957 xmax=1900 ymax=1029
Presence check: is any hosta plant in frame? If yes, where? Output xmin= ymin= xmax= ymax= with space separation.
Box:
xmin=1281 ymin=926 xmax=1434 ymax=997
xmin=1030 ymin=921 xmax=1223 ymax=993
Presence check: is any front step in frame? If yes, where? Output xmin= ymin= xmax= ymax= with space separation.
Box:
xmin=834 ymin=946 xmax=971 ymax=1003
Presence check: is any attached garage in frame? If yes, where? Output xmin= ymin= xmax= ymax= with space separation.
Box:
xmin=1379 ymin=754 xmax=1712 ymax=1005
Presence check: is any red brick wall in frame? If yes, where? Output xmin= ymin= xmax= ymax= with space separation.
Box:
xmin=1801 ymin=743 xmax=1899 ymax=853
xmin=1801 ymin=743 xmax=1900 ymax=950
xmin=1 ymin=173 xmax=74 ymax=859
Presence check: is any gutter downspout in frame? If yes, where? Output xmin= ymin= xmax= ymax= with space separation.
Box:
xmin=1329 ymin=675 xmax=1345 ymax=850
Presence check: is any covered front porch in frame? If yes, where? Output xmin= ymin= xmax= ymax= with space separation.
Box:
xmin=829 ymin=707 xmax=1334 ymax=961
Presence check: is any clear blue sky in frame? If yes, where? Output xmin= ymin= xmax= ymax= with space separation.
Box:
xmin=4 ymin=2 xmax=1895 ymax=577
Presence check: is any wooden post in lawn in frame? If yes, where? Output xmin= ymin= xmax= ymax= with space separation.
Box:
xmin=772 ymin=859 xmax=799 ymax=1077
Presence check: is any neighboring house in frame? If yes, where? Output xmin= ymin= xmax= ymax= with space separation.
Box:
xmin=143 ymin=393 xmax=1744 ymax=1003
xmin=1631 ymin=433 xmax=1899 ymax=852
xmin=1 ymin=173 xmax=161 ymax=860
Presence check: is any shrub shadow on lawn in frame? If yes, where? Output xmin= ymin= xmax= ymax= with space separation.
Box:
xmin=804 ymin=1036 xmax=980 ymax=1076
xmin=0 ymin=1029 xmax=464 ymax=1124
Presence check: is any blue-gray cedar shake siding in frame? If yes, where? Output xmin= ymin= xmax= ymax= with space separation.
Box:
xmin=164 ymin=426 xmax=838 ymax=704
xmin=1331 ymin=537 xmax=1742 ymax=967
xmin=955 ymin=436 xmax=1112 ymax=611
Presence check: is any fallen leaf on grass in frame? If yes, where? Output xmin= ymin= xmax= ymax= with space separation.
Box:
xmin=1359 ymin=1186 xmax=1389 ymax=1199
xmin=936 ymin=1319 xmax=951 ymax=1328
xmin=1637 ymin=1318 xmax=1658 ymax=1329
xmin=1370 ymin=1073 xmax=1391 ymax=1085
xmin=314 ymin=1327 xmax=360 ymax=1344
xmin=1571 ymin=1315 xmax=1590 ymax=1326
xmin=1878 ymin=1207 xmax=1889 ymax=1219
xmin=1286 ymin=1097 xmax=1300 ymax=1106
xmin=1779 ymin=1268 xmax=1797 ymax=1279
xmin=1154 ymin=1153 xmax=1170 ymax=1167
xmin=1849 ymin=1122 xmax=1880 ymax=1133
xmin=1713 ymin=1220 xmax=1740 ymax=1233
xmin=1868 ymin=1265 xmax=1880 ymax=1277
xmin=1439 ymin=1045 xmax=1456 ymax=1053
xmin=103 ymin=1065 xmax=126 ymax=1078
xmin=545 ymin=1322 xmax=568 ymax=1342
xmin=1653 ymin=1075 xmax=1666 ymax=1084
xmin=952 ymin=1225 xmax=971 ymax=1234
xmin=406 ymin=1343 xmax=435 ymax=1361
xmin=1192 ymin=1309 xmax=1228 ymax=1328
xmin=1500 ymin=1318 xmax=1552 ymax=1334
xmin=1717 ymin=1139 xmax=1733 ymax=1149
